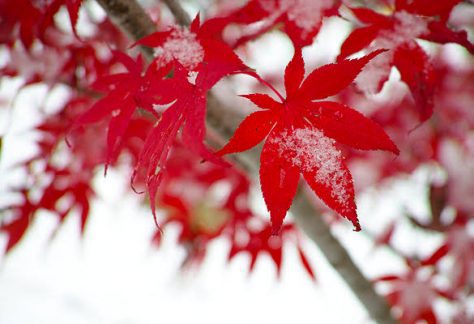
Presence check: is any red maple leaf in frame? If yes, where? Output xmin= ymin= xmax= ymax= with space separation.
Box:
xmin=217 ymin=48 xmax=398 ymax=233
xmin=145 ymin=142 xmax=315 ymax=277
xmin=39 ymin=0 xmax=83 ymax=39
xmin=338 ymin=1 xmax=473 ymax=122
xmin=228 ymin=222 xmax=316 ymax=280
xmin=421 ymin=219 xmax=474 ymax=292
xmin=223 ymin=0 xmax=341 ymax=47
xmin=228 ymin=222 xmax=286 ymax=275
xmin=340 ymin=1 xmax=473 ymax=60
xmin=376 ymin=266 xmax=453 ymax=324
xmin=0 ymin=0 xmax=41 ymax=48
xmin=73 ymin=50 xmax=160 ymax=172
xmin=132 ymin=15 xmax=256 ymax=223
xmin=37 ymin=166 xmax=94 ymax=234
xmin=0 ymin=190 xmax=34 ymax=253
xmin=0 ymin=0 xmax=83 ymax=48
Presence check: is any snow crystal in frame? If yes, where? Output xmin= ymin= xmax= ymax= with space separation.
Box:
xmin=271 ymin=128 xmax=349 ymax=206
xmin=154 ymin=28 xmax=204 ymax=70
xmin=187 ymin=71 xmax=199 ymax=84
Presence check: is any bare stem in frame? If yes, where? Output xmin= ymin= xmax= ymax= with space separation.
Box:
xmin=95 ymin=0 xmax=397 ymax=322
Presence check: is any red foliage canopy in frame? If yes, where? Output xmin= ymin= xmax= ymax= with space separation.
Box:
xmin=1 ymin=0 xmax=473 ymax=322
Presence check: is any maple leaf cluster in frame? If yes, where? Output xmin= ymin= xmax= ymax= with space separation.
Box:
xmin=1 ymin=0 xmax=474 ymax=322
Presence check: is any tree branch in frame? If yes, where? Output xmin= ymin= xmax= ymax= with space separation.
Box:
xmin=95 ymin=0 xmax=155 ymax=58
xmin=162 ymin=0 xmax=191 ymax=26
xmin=95 ymin=0 xmax=397 ymax=322
xmin=292 ymin=191 xmax=397 ymax=324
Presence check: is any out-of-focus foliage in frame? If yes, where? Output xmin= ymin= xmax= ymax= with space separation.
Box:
xmin=0 ymin=0 xmax=473 ymax=322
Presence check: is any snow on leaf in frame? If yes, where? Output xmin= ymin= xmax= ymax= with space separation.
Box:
xmin=136 ymin=17 xmax=253 ymax=89
xmin=223 ymin=0 xmax=340 ymax=47
xmin=219 ymin=48 xmax=397 ymax=232
xmin=271 ymin=127 xmax=359 ymax=230
xmin=153 ymin=28 xmax=204 ymax=70
xmin=136 ymin=15 xmax=247 ymax=80
xmin=377 ymin=11 xmax=429 ymax=48
xmin=281 ymin=0 xmax=336 ymax=45
xmin=132 ymin=19 xmax=257 ymax=226
xmin=354 ymin=52 xmax=392 ymax=94
xmin=284 ymin=0 xmax=329 ymax=31
xmin=136 ymin=27 xmax=203 ymax=71
xmin=270 ymin=128 xmax=342 ymax=174
xmin=342 ymin=3 xmax=471 ymax=122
